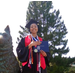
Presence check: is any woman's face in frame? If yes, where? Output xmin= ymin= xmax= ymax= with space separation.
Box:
xmin=30 ymin=23 xmax=38 ymax=34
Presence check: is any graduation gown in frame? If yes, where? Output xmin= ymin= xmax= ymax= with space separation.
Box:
xmin=16 ymin=37 xmax=50 ymax=73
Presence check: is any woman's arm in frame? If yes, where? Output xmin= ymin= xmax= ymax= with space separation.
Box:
xmin=16 ymin=38 xmax=29 ymax=62
xmin=45 ymin=52 xmax=50 ymax=66
xmin=40 ymin=50 xmax=50 ymax=66
xmin=40 ymin=39 xmax=50 ymax=66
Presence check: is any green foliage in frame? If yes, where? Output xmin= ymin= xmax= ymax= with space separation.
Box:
xmin=67 ymin=57 xmax=75 ymax=65
xmin=16 ymin=25 xmax=30 ymax=44
xmin=47 ymin=63 xmax=65 ymax=73
xmin=47 ymin=56 xmax=75 ymax=73
xmin=66 ymin=67 xmax=75 ymax=73
xmin=47 ymin=56 xmax=69 ymax=73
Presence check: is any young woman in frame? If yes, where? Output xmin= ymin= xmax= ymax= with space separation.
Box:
xmin=16 ymin=19 xmax=50 ymax=73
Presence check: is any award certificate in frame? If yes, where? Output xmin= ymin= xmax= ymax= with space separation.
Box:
xmin=33 ymin=41 xmax=49 ymax=52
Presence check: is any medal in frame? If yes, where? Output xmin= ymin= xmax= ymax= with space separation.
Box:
xmin=34 ymin=49 xmax=38 ymax=53
xmin=31 ymin=35 xmax=39 ymax=53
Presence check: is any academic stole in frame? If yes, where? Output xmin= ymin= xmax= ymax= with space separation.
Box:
xmin=31 ymin=35 xmax=41 ymax=73
xmin=28 ymin=35 xmax=33 ymax=68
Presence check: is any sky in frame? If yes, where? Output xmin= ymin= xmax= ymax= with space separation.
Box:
xmin=0 ymin=0 xmax=75 ymax=57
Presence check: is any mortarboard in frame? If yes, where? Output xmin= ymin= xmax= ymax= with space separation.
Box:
xmin=25 ymin=19 xmax=40 ymax=33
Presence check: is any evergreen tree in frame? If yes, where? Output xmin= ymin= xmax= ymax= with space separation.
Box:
xmin=16 ymin=25 xmax=30 ymax=44
xmin=26 ymin=1 xmax=69 ymax=57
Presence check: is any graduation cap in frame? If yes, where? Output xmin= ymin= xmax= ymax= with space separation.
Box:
xmin=25 ymin=19 xmax=40 ymax=33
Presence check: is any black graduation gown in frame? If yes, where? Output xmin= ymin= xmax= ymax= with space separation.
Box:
xmin=16 ymin=38 xmax=50 ymax=73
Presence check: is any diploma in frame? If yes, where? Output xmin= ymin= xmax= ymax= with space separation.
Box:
xmin=33 ymin=41 xmax=49 ymax=53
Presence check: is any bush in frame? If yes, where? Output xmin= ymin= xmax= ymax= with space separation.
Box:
xmin=47 ymin=63 xmax=67 ymax=73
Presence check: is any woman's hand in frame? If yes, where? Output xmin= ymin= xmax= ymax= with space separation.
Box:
xmin=28 ymin=40 xmax=41 ymax=49
xmin=40 ymin=50 xmax=47 ymax=57
xmin=31 ymin=40 xmax=41 ymax=46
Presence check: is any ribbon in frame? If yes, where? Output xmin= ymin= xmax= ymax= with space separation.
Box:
xmin=31 ymin=35 xmax=41 ymax=73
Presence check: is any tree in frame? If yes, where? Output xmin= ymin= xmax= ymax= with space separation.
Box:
xmin=16 ymin=25 xmax=30 ymax=44
xmin=26 ymin=1 xmax=69 ymax=57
